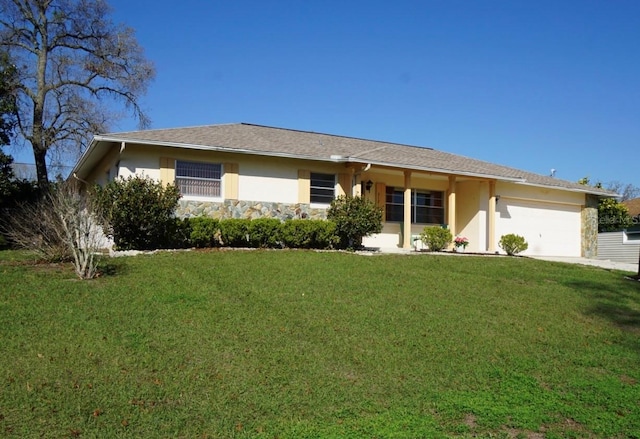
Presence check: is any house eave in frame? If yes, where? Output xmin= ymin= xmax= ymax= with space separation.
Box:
xmin=73 ymin=135 xmax=610 ymax=196
xmin=512 ymin=180 xmax=617 ymax=197
xmin=80 ymin=136 xmax=528 ymax=184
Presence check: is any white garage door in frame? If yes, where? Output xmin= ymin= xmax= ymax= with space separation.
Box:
xmin=496 ymin=199 xmax=581 ymax=257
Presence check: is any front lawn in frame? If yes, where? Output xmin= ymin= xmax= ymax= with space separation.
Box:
xmin=1 ymin=250 xmax=639 ymax=438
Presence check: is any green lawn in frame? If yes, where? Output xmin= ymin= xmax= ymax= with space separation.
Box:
xmin=1 ymin=249 xmax=639 ymax=438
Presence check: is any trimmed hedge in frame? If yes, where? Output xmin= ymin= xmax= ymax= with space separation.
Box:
xmin=247 ymin=218 xmax=282 ymax=248
xmin=280 ymin=219 xmax=338 ymax=249
xmin=180 ymin=217 xmax=338 ymax=250
xmin=218 ymin=218 xmax=251 ymax=248
xmin=189 ymin=217 xmax=220 ymax=248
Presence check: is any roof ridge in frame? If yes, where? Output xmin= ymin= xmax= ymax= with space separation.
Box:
xmin=104 ymin=122 xmax=243 ymax=136
xmin=238 ymin=122 xmax=434 ymax=151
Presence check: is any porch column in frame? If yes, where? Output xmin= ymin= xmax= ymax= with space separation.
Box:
xmin=403 ymin=171 xmax=412 ymax=249
xmin=488 ymin=180 xmax=497 ymax=252
xmin=447 ymin=176 xmax=456 ymax=236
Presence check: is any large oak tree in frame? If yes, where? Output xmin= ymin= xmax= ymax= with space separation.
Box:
xmin=0 ymin=0 xmax=154 ymax=189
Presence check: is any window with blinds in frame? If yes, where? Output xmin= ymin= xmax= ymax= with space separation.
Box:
xmin=310 ymin=172 xmax=335 ymax=204
xmin=175 ymin=161 xmax=222 ymax=198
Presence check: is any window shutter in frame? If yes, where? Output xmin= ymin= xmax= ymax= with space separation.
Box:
xmin=298 ymin=169 xmax=310 ymax=203
xmin=338 ymin=173 xmax=351 ymax=197
xmin=224 ymin=163 xmax=239 ymax=200
xmin=159 ymin=157 xmax=175 ymax=186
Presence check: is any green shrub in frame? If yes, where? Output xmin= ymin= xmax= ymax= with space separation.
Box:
xmin=420 ymin=226 xmax=452 ymax=252
xmin=499 ymin=233 xmax=529 ymax=256
xmin=247 ymin=217 xmax=282 ymax=248
xmin=280 ymin=220 xmax=338 ymax=249
xmin=313 ymin=220 xmax=339 ymax=249
xmin=93 ymin=176 xmax=181 ymax=251
xmin=218 ymin=218 xmax=251 ymax=247
xmin=168 ymin=218 xmax=193 ymax=249
xmin=280 ymin=220 xmax=314 ymax=249
xmin=327 ymin=195 xmax=382 ymax=249
xmin=189 ymin=217 xmax=221 ymax=248
xmin=598 ymin=197 xmax=632 ymax=232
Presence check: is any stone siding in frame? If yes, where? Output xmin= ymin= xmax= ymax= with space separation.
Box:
xmin=581 ymin=194 xmax=599 ymax=258
xmin=176 ymin=199 xmax=328 ymax=221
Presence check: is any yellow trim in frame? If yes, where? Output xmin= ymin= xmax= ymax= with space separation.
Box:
xmin=488 ymin=180 xmax=496 ymax=252
xmin=337 ymin=173 xmax=351 ymax=197
xmin=375 ymin=182 xmax=386 ymax=218
xmin=224 ymin=163 xmax=239 ymax=200
xmin=403 ymin=171 xmax=412 ymax=249
xmin=447 ymin=175 xmax=456 ymax=236
xmin=298 ymin=169 xmax=310 ymax=203
xmin=159 ymin=157 xmax=175 ymax=186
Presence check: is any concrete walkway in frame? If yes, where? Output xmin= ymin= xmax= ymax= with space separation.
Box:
xmin=528 ymin=256 xmax=638 ymax=273
xmin=366 ymin=247 xmax=638 ymax=273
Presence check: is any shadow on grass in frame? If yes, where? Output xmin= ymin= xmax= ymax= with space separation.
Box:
xmin=97 ymin=258 xmax=129 ymax=277
xmin=564 ymin=277 xmax=640 ymax=351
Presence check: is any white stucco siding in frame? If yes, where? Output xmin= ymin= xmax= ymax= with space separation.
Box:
xmin=455 ymin=180 xmax=488 ymax=253
xmin=238 ymin=160 xmax=299 ymax=203
xmin=116 ymin=156 xmax=161 ymax=181
xmin=496 ymin=198 xmax=581 ymax=256
xmin=362 ymin=223 xmax=403 ymax=249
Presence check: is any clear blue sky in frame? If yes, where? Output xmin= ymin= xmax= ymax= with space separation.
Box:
xmin=15 ymin=0 xmax=640 ymax=188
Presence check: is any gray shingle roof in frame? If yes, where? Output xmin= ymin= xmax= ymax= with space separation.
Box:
xmin=89 ymin=122 xmax=614 ymax=196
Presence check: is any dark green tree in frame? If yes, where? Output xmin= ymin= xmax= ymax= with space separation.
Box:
xmin=597 ymin=198 xmax=633 ymax=232
xmin=578 ymin=177 xmax=634 ymax=232
xmin=0 ymin=50 xmax=18 ymax=202
xmin=0 ymin=51 xmax=16 ymax=144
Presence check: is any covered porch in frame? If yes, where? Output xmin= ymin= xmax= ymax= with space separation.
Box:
xmin=341 ymin=164 xmax=500 ymax=253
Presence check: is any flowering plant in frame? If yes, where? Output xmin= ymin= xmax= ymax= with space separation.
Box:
xmin=454 ymin=236 xmax=469 ymax=249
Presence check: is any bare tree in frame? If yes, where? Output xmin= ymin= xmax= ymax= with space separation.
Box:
xmin=2 ymin=181 xmax=106 ymax=278
xmin=0 ymin=0 xmax=155 ymax=189
xmin=605 ymin=181 xmax=640 ymax=202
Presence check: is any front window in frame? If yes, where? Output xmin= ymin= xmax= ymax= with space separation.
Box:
xmin=386 ymin=188 xmax=405 ymax=222
xmin=310 ymin=172 xmax=335 ymax=204
xmin=413 ymin=190 xmax=444 ymax=224
xmin=175 ymin=160 xmax=222 ymax=198
xmin=623 ymin=227 xmax=640 ymax=244
xmin=386 ymin=187 xmax=444 ymax=224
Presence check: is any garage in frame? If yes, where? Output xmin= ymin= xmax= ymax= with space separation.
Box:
xmin=496 ymin=198 xmax=582 ymax=257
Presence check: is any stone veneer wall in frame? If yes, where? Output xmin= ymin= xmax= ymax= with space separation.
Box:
xmin=581 ymin=194 xmax=599 ymax=258
xmin=176 ymin=199 xmax=328 ymax=221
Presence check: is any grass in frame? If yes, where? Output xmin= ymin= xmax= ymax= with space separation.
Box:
xmin=1 ymin=249 xmax=639 ymax=438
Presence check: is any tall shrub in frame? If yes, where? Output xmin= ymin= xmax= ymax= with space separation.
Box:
xmin=93 ymin=176 xmax=181 ymax=250
xmin=327 ymin=196 xmax=382 ymax=249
